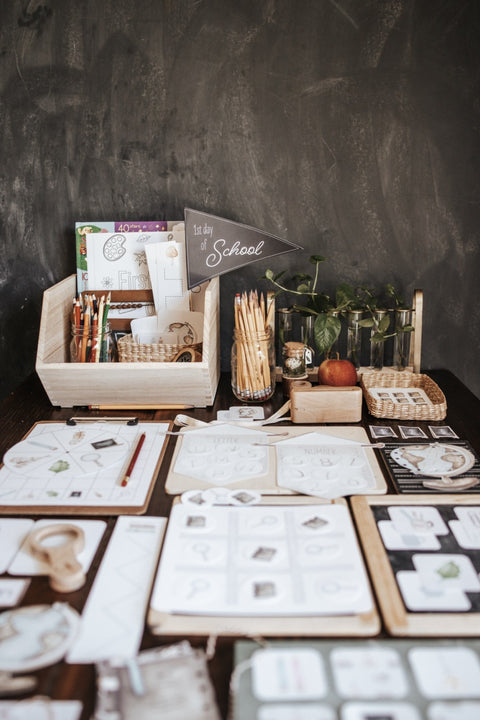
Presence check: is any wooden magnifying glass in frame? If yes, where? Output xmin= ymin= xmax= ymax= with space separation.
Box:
xmin=28 ymin=523 xmax=86 ymax=593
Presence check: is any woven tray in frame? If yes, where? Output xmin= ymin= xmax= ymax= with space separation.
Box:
xmin=360 ymin=371 xmax=447 ymax=421
xmin=117 ymin=334 xmax=202 ymax=363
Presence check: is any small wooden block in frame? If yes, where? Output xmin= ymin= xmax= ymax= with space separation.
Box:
xmin=290 ymin=385 xmax=363 ymax=423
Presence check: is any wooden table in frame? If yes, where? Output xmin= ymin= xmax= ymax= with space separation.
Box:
xmin=0 ymin=369 xmax=479 ymax=718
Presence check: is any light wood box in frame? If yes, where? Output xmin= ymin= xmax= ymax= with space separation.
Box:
xmin=36 ymin=274 xmax=220 ymax=408
xmin=290 ymin=385 xmax=363 ymax=423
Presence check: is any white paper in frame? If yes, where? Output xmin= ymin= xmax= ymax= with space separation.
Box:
xmin=85 ymin=231 xmax=167 ymax=291
xmin=0 ymin=519 xmax=34 ymax=573
xmin=145 ymin=238 xmax=189 ymax=313
xmin=66 ymin=515 xmax=166 ymax=663
xmin=0 ymin=700 xmax=83 ymax=720
xmin=173 ymin=424 xmax=269 ymax=486
xmin=131 ymin=310 xmax=204 ymax=345
xmin=275 ymin=433 xmax=376 ymax=499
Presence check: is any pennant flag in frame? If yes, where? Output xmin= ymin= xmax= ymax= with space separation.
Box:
xmin=184 ymin=208 xmax=302 ymax=289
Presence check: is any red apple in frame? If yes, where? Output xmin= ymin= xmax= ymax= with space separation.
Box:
xmin=318 ymin=357 xmax=358 ymax=386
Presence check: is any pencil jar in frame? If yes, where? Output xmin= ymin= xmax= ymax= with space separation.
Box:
xmin=231 ymin=328 xmax=275 ymax=402
xmin=70 ymin=321 xmax=114 ymax=363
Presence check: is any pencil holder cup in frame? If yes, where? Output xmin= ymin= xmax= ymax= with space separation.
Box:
xmin=70 ymin=321 xmax=114 ymax=363
xmin=231 ymin=328 xmax=275 ymax=402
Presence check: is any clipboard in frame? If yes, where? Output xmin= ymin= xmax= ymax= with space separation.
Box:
xmin=0 ymin=420 xmax=171 ymax=515
xmin=351 ymin=494 xmax=480 ymax=636
xmin=147 ymin=497 xmax=380 ymax=637
xmin=165 ymin=425 xmax=387 ymax=497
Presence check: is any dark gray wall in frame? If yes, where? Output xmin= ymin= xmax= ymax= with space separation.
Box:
xmin=1 ymin=0 xmax=479 ymax=400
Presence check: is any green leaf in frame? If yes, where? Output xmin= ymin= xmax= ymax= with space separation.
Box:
xmin=292 ymin=273 xmax=312 ymax=283
xmin=296 ymin=283 xmax=312 ymax=294
xmin=263 ymin=269 xmax=275 ymax=281
xmin=379 ymin=315 xmax=391 ymax=333
xmin=359 ymin=318 xmax=374 ymax=328
xmin=371 ymin=331 xmax=385 ymax=343
xmin=293 ymin=304 xmax=319 ymax=316
xmin=309 ymin=255 xmax=326 ymax=265
xmin=314 ymin=314 xmax=341 ymax=355
xmin=336 ymin=282 xmax=356 ymax=308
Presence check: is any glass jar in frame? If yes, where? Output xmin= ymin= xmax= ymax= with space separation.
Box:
xmin=70 ymin=321 xmax=113 ymax=363
xmin=369 ymin=309 xmax=389 ymax=370
xmin=276 ymin=308 xmax=293 ymax=366
xmin=300 ymin=315 xmax=315 ymax=369
xmin=347 ymin=310 xmax=363 ymax=369
xmin=231 ymin=328 xmax=275 ymax=401
xmin=393 ymin=308 xmax=412 ymax=371
xmin=282 ymin=341 xmax=309 ymax=379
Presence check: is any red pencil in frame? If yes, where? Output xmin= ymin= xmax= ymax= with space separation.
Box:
xmin=121 ymin=433 xmax=146 ymax=487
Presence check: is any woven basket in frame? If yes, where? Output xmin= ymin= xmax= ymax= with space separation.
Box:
xmin=361 ymin=371 xmax=447 ymax=421
xmin=117 ymin=334 xmax=202 ymax=363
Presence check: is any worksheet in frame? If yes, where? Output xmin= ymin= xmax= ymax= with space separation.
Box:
xmin=0 ymin=421 xmax=170 ymax=514
xmin=150 ymin=503 xmax=374 ymax=617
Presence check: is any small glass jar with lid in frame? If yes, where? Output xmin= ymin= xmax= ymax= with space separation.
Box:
xmin=282 ymin=341 xmax=309 ymax=379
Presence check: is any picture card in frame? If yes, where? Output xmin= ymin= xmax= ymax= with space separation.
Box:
xmin=398 ymin=426 xmax=429 ymax=439
xmin=367 ymin=387 xmax=433 ymax=406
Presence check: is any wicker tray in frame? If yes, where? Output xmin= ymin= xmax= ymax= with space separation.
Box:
xmin=117 ymin=334 xmax=202 ymax=363
xmin=360 ymin=371 xmax=447 ymax=421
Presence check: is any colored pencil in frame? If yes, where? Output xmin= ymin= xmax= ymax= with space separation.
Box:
xmin=121 ymin=433 xmax=146 ymax=487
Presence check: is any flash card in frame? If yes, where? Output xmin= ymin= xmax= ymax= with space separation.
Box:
xmin=398 ymin=426 xmax=428 ymax=439
xmin=369 ymin=425 xmax=398 ymax=439
xmin=429 ymin=426 xmax=459 ymax=439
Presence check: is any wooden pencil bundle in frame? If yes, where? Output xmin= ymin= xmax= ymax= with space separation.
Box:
xmin=232 ymin=290 xmax=275 ymax=401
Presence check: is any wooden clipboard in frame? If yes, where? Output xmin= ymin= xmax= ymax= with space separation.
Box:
xmin=165 ymin=425 xmax=387 ymax=497
xmin=351 ymin=494 xmax=480 ymax=636
xmin=0 ymin=420 xmax=171 ymax=516
xmin=147 ymin=497 xmax=380 ymax=638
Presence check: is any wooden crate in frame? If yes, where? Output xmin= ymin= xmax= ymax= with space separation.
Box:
xmin=36 ymin=275 xmax=220 ymax=408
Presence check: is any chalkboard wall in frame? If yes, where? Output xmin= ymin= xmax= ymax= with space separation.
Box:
xmin=1 ymin=0 xmax=479 ymax=401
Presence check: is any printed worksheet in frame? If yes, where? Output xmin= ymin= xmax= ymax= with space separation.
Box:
xmin=150 ymin=503 xmax=374 ymax=616
xmin=0 ymin=422 xmax=170 ymax=513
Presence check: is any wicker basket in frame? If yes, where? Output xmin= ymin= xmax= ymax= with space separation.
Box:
xmin=117 ymin=334 xmax=202 ymax=363
xmin=361 ymin=371 xmax=447 ymax=421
